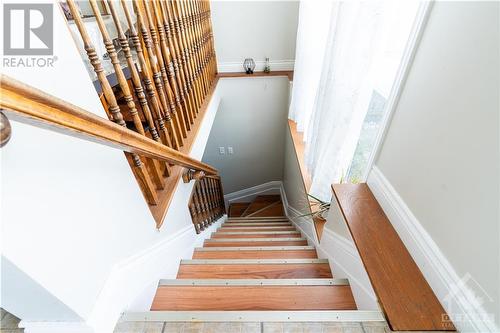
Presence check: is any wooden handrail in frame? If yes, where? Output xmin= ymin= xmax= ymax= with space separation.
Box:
xmin=0 ymin=74 xmax=218 ymax=175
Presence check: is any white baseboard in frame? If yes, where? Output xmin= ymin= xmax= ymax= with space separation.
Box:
xmin=285 ymin=204 xmax=378 ymax=311
xmin=224 ymin=181 xmax=283 ymax=209
xmin=217 ymin=60 xmax=295 ymax=73
xmin=19 ymin=321 xmax=94 ymax=333
xmin=318 ymin=228 xmax=379 ymax=310
xmin=367 ymin=166 xmax=498 ymax=333
xmin=78 ymin=217 xmax=226 ymax=333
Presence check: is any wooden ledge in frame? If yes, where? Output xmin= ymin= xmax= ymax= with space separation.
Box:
xmin=218 ymin=71 xmax=293 ymax=81
xmin=331 ymin=183 xmax=455 ymax=331
xmin=287 ymin=120 xmax=326 ymax=240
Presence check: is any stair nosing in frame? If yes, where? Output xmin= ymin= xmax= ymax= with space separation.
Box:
xmin=159 ymin=278 xmax=348 ymax=286
xmin=121 ymin=310 xmax=386 ymax=322
xmin=223 ymin=223 xmax=292 ymax=226
xmin=194 ymin=246 xmax=316 ymax=251
xmin=205 ymin=237 xmax=306 ymax=242
xmin=180 ymin=259 xmax=328 ymax=264
xmin=218 ymin=226 xmax=295 ymax=230
xmin=213 ymin=231 xmax=300 ymax=235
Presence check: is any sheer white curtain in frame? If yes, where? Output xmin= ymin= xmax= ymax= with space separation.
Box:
xmin=290 ymin=0 xmax=419 ymax=201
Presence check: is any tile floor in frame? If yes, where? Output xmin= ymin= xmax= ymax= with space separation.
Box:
xmin=0 ymin=308 xmax=23 ymax=333
xmin=113 ymin=321 xmax=402 ymax=333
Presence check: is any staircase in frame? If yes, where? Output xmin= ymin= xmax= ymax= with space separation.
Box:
xmin=119 ymin=195 xmax=385 ymax=330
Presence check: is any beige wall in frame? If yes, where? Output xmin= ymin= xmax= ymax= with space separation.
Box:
xmin=374 ymin=1 xmax=499 ymax=325
xmin=211 ymin=1 xmax=299 ymax=67
xmin=202 ymin=77 xmax=290 ymax=194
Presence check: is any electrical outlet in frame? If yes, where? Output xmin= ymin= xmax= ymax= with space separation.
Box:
xmin=219 ymin=147 xmax=225 ymax=155
xmin=227 ymin=146 xmax=234 ymax=154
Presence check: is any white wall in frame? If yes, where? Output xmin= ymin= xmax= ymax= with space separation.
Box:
xmin=0 ymin=3 xmax=221 ymax=332
xmin=282 ymin=126 xmax=378 ymax=310
xmin=371 ymin=2 xmax=499 ymax=331
xmin=202 ymin=77 xmax=290 ymax=194
xmin=211 ymin=1 xmax=299 ymax=72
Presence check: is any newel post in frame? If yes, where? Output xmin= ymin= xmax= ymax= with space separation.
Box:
xmin=182 ymin=169 xmax=205 ymax=183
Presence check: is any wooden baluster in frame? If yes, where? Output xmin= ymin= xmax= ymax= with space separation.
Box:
xmin=198 ymin=0 xmax=213 ymax=93
xmin=89 ymin=0 xmax=164 ymax=191
xmin=211 ymin=178 xmax=220 ymax=219
xmin=157 ymin=0 xmax=195 ymax=126
xmin=67 ymin=0 xmax=158 ymax=205
xmin=196 ymin=181 xmax=208 ymax=227
xmin=151 ymin=0 xmax=191 ymax=136
xmin=164 ymin=0 xmax=198 ymax=121
xmin=198 ymin=177 xmax=211 ymax=224
xmin=188 ymin=189 xmax=200 ymax=233
xmin=179 ymin=0 xmax=204 ymax=97
xmin=172 ymin=0 xmax=203 ymax=111
xmin=207 ymin=0 xmax=218 ymax=84
xmin=120 ymin=0 xmax=173 ymax=157
xmin=213 ymin=178 xmax=222 ymax=218
xmin=192 ymin=0 xmax=211 ymax=94
xmin=204 ymin=178 xmax=214 ymax=223
xmin=204 ymin=0 xmax=218 ymax=80
xmin=184 ymin=0 xmax=207 ymax=103
xmin=140 ymin=0 xmax=184 ymax=148
xmin=212 ymin=178 xmax=220 ymax=218
xmin=107 ymin=1 xmax=167 ymax=157
xmin=204 ymin=178 xmax=214 ymax=224
xmin=218 ymin=177 xmax=226 ymax=214
xmin=134 ymin=0 xmax=181 ymax=150
xmin=193 ymin=182 xmax=204 ymax=231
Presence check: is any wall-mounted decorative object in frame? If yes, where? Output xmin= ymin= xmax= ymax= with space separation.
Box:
xmin=264 ymin=57 xmax=271 ymax=73
xmin=243 ymin=58 xmax=255 ymax=74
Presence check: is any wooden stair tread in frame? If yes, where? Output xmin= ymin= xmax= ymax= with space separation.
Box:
xmin=149 ymin=194 xmax=359 ymax=320
xmin=204 ymin=239 xmax=308 ymax=247
xmin=151 ymin=285 xmax=356 ymax=311
xmin=248 ymin=201 xmax=285 ymax=217
xmin=228 ymin=203 xmax=250 ymax=217
xmin=177 ymin=262 xmax=332 ymax=279
xmin=218 ymin=227 xmax=297 ymax=232
xmin=332 ymin=183 xmax=454 ymax=331
xmin=241 ymin=195 xmax=283 ymax=217
xmin=212 ymin=231 xmax=301 ymax=238
xmin=192 ymin=249 xmax=318 ymax=259
xmin=223 ymin=222 xmax=292 ymax=227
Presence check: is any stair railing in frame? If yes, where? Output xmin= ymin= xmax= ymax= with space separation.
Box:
xmin=0 ymin=74 xmax=218 ymax=225
xmin=187 ymin=175 xmax=225 ymax=233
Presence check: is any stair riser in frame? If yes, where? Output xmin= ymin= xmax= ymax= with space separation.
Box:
xmin=204 ymin=240 xmax=308 ymax=247
xmin=211 ymin=233 xmax=301 ymax=239
xmin=223 ymin=223 xmax=292 ymax=227
xmin=218 ymin=227 xmax=297 ymax=232
xmin=192 ymin=250 xmax=318 ymax=259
